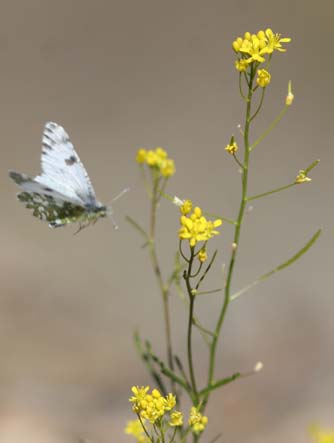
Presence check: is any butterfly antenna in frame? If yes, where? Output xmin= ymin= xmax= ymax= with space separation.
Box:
xmin=107 ymin=208 xmax=119 ymax=230
xmin=109 ymin=186 xmax=130 ymax=204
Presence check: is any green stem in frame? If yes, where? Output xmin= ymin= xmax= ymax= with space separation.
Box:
xmin=247 ymin=182 xmax=296 ymax=201
xmin=149 ymin=179 xmax=175 ymax=389
xmin=250 ymin=87 xmax=265 ymax=121
xmin=204 ymin=65 xmax=255 ymax=407
xmin=233 ymin=153 xmax=245 ymax=170
xmin=185 ymin=248 xmax=199 ymax=403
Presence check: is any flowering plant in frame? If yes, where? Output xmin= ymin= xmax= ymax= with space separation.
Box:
xmin=126 ymin=29 xmax=320 ymax=443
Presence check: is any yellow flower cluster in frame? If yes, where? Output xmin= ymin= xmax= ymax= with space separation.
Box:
xmin=233 ymin=29 xmax=291 ymax=65
xmin=136 ymin=147 xmax=175 ymax=177
xmin=188 ymin=406 xmax=208 ymax=434
xmin=129 ymin=386 xmax=182 ymax=425
xmin=179 ymin=201 xmax=222 ymax=247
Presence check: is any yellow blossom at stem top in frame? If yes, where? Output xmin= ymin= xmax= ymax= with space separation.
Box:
xmin=265 ymin=28 xmax=291 ymax=53
xmin=129 ymin=386 xmax=177 ymax=424
xmin=188 ymin=407 xmax=208 ymax=434
xmin=135 ymin=147 xmax=175 ymax=177
xmin=232 ymin=29 xmax=291 ymax=66
xmin=257 ymin=69 xmax=271 ymax=88
xmin=179 ymin=206 xmax=222 ymax=247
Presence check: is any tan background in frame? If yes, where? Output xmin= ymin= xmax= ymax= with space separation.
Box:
xmin=0 ymin=1 xmax=333 ymax=442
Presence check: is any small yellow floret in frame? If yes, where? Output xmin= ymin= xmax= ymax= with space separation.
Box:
xmin=188 ymin=407 xmax=208 ymax=434
xmin=180 ymin=199 xmax=192 ymax=215
xmin=198 ymin=248 xmax=208 ymax=263
xmin=265 ymin=28 xmax=291 ymax=53
xmin=136 ymin=148 xmax=147 ymax=163
xmin=164 ymin=393 xmax=176 ymax=411
xmin=295 ymin=170 xmax=312 ymax=184
xmin=257 ymin=69 xmax=271 ymax=88
xmin=169 ymin=411 xmax=183 ymax=427
xmin=225 ymin=141 xmax=238 ymax=154
xmin=160 ymin=158 xmax=175 ymax=177
xmin=235 ymin=59 xmax=248 ymax=72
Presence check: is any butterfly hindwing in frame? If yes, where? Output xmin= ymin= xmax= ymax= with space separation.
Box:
xmin=17 ymin=191 xmax=87 ymax=227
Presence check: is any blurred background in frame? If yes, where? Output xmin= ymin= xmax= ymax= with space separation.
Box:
xmin=0 ymin=1 xmax=333 ymax=442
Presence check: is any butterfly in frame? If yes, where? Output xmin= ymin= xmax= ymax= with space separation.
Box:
xmin=9 ymin=122 xmax=125 ymax=233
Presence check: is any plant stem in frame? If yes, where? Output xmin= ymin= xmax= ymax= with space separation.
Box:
xmin=204 ymin=66 xmax=255 ymax=407
xmin=149 ymin=178 xmax=175 ymax=389
xmin=185 ymin=248 xmax=199 ymax=403
xmin=247 ymin=182 xmax=296 ymax=201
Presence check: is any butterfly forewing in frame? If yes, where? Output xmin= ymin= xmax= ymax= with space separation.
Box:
xmin=38 ymin=122 xmax=97 ymax=206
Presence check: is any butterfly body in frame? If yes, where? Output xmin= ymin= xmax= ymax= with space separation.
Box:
xmin=10 ymin=122 xmax=110 ymax=230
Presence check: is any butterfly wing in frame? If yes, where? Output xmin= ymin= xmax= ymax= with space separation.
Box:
xmin=36 ymin=122 xmax=98 ymax=207
xmin=9 ymin=171 xmax=87 ymax=227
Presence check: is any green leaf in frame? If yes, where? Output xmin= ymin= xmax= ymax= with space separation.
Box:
xmin=231 ymin=229 xmax=322 ymax=300
xmin=199 ymin=372 xmax=241 ymax=396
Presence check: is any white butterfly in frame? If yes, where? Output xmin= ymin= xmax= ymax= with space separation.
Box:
xmin=10 ymin=122 xmax=125 ymax=232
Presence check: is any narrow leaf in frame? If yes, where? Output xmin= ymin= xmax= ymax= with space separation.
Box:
xmin=199 ymin=372 xmax=241 ymax=396
xmin=231 ymin=229 xmax=322 ymax=300
xmin=199 ymin=372 xmax=241 ymax=395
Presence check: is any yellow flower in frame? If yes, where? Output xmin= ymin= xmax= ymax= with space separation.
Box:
xmin=130 ymin=386 xmax=150 ymax=405
xmin=238 ymin=33 xmax=267 ymax=63
xmin=146 ymin=150 xmax=157 ymax=166
xmin=169 ymin=411 xmax=183 ymax=427
xmin=225 ymin=141 xmax=238 ymax=154
xmin=179 ymin=206 xmax=222 ymax=247
xmin=295 ymin=170 xmax=312 ymax=184
xmin=188 ymin=407 xmax=208 ymax=434
xmin=257 ymin=69 xmax=271 ymax=87
xmin=235 ymin=59 xmax=248 ymax=72
xmin=160 ymin=158 xmax=175 ymax=177
xmin=265 ymin=28 xmax=291 ymax=53
xmin=136 ymin=146 xmax=175 ymax=177
xmin=198 ymin=248 xmax=208 ymax=263
xmin=136 ymin=148 xmax=147 ymax=163
xmin=164 ymin=393 xmax=176 ymax=411
xmin=180 ymin=199 xmax=192 ymax=215
xmin=155 ymin=147 xmax=167 ymax=159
